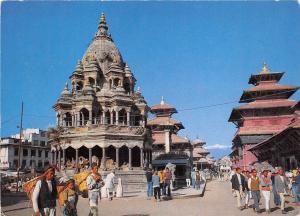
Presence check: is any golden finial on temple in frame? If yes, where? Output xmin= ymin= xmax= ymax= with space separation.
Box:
xmin=100 ymin=13 xmax=106 ymax=23
xmin=260 ymin=62 xmax=270 ymax=74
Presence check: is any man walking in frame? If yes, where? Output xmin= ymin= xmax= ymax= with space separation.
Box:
xmin=32 ymin=166 xmax=58 ymax=216
xmin=231 ymin=167 xmax=246 ymax=210
xmin=275 ymin=168 xmax=289 ymax=214
xmin=86 ymin=163 xmax=103 ymax=216
xmin=164 ymin=167 xmax=172 ymax=198
xmin=271 ymin=169 xmax=281 ymax=206
xmin=145 ymin=168 xmax=153 ymax=200
xmin=248 ymin=169 xmax=261 ymax=214
xmin=260 ymin=169 xmax=272 ymax=214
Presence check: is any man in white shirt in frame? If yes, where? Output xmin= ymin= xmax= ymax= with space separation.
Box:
xmin=32 ymin=166 xmax=57 ymax=216
xmin=86 ymin=163 xmax=103 ymax=216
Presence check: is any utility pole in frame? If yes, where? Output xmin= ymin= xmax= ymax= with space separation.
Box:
xmin=16 ymin=102 xmax=23 ymax=192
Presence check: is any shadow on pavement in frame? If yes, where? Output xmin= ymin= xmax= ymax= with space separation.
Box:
xmin=1 ymin=192 xmax=29 ymax=207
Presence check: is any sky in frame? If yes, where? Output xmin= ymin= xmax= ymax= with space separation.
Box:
xmin=1 ymin=1 xmax=300 ymax=159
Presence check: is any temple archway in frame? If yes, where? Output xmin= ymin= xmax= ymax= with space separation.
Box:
xmin=92 ymin=146 xmax=102 ymax=164
xmin=132 ymin=146 xmax=141 ymax=167
xmin=106 ymin=145 xmax=116 ymax=164
xmin=119 ymin=145 xmax=129 ymax=167
xmin=65 ymin=147 xmax=76 ymax=162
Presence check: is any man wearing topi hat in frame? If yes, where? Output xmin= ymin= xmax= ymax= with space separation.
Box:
xmin=32 ymin=166 xmax=58 ymax=216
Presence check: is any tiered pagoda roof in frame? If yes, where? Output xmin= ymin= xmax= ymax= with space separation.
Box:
xmin=229 ymin=63 xmax=299 ymax=123
xmin=192 ymin=139 xmax=209 ymax=158
xmin=149 ymin=97 xmax=189 ymax=146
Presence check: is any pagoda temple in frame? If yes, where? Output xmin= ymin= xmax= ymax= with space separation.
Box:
xmin=49 ymin=14 xmax=151 ymax=192
xmin=191 ymin=139 xmax=210 ymax=170
xmin=228 ymin=63 xmax=299 ymax=170
xmin=147 ymin=98 xmax=193 ymax=183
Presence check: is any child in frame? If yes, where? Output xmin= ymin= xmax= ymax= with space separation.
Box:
xmin=63 ymin=179 xmax=78 ymax=216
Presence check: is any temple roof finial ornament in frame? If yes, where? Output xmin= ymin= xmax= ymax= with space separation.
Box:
xmin=260 ymin=62 xmax=270 ymax=74
xmin=161 ymin=96 xmax=165 ymax=105
xmin=96 ymin=12 xmax=109 ymax=38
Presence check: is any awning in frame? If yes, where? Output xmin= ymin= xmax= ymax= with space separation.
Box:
xmin=152 ymin=159 xmax=190 ymax=166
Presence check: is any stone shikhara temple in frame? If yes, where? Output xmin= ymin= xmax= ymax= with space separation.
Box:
xmin=229 ymin=63 xmax=299 ymax=170
xmin=49 ymin=13 xmax=152 ymax=176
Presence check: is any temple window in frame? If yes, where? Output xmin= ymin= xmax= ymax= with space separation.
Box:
xmin=124 ymin=82 xmax=130 ymax=94
xmin=119 ymin=109 xmax=127 ymax=125
xmin=114 ymin=78 xmax=120 ymax=87
xmin=64 ymin=112 xmax=72 ymax=127
xmin=76 ymin=81 xmax=83 ymax=91
xmin=130 ymin=106 xmax=141 ymax=126
xmin=79 ymin=108 xmax=89 ymax=126
xmin=105 ymin=111 xmax=111 ymax=124
xmin=89 ymin=77 xmax=95 ymax=87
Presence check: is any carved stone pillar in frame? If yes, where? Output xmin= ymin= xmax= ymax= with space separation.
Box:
xmin=110 ymin=111 xmax=113 ymax=125
xmin=102 ymin=112 xmax=106 ymax=124
xmin=62 ymin=149 xmax=66 ymax=166
xmin=116 ymin=147 xmax=119 ymax=168
xmin=50 ymin=151 xmax=53 ymax=165
xmin=116 ymin=110 xmax=119 ymax=125
xmin=127 ymin=112 xmax=130 ymax=126
xmin=89 ymin=110 xmax=92 ymax=125
xmin=58 ymin=149 xmax=61 ymax=170
xmin=102 ymin=147 xmax=106 ymax=169
xmin=75 ymin=149 xmax=79 ymax=166
xmin=129 ymin=148 xmax=132 ymax=169
xmin=54 ymin=150 xmax=57 ymax=165
xmin=140 ymin=148 xmax=144 ymax=168
xmin=89 ymin=148 xmax=92 ymax=166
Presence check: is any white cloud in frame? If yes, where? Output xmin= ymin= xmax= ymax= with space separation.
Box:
xmin=205 ymin=144 xmax=231 ymax=150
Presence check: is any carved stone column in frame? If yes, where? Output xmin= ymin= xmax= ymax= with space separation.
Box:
xmin=116 ymin=147 xmax=119 ymax=168
xmin=75 ymin=149 xmax=79 ymax=166
xmin=62 ymin=149 xmax=66 ymax=166
xmin=101 ymin=147 xmax=106 ymax=169
xmin=54 ymin=150 xmax=57 ymax=166
xmin=89 ymin=148 xmax=92 ymax=166
xmin=127 ymin=112 xmax=130 ymax=126
xmin=50 ymin=151 xmax=53 ymax=165
xmin=89 ymin=109 xmax=92 ymax=125
xmin=58 ymin=149 xmax=61 ymax=170
xmin=140 ymin=148 xmax=144 ymax=168
xmin=116 ymin=110 xmax=119 ymax=125
xmin=129 ymin=148 xmax=132 ymax=169
xmin=102 ymin=112 xmax=106 ymax=124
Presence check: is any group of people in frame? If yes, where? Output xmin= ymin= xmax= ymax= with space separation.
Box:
xmin=30 ymin=162 xmax=114 ymax=216
xmin=230 ymin=167 xmax=300 ymax=214
xmin=190 ymin=169 xmax=205 ymax=190
xmin=145 ymin=167 xmax=172 ymax=202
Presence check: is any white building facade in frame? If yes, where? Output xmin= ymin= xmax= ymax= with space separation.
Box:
xmin=0 ymin=129 xmax=51 ymax=170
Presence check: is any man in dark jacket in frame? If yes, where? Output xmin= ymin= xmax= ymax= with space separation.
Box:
xmin=32 ymin=166 xmax=57 ymax=216
xmin=145 ymin=168 xmax=153 ymax=199
xmin=231 ymin=167 xmax=247 ymax=210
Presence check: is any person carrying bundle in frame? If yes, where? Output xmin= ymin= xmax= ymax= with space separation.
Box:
xmin=62 ymin=179 xmax=78 ymax=216
xmin=31 ymin=166 xmax=58 ymax=216
xmin=86 ymin=163 xmax=104 ymax=216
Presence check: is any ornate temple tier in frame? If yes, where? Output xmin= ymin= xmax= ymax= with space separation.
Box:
xmin=49 ymin=14 xmax=152 ymax=179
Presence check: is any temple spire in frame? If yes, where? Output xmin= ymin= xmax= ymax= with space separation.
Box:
xmin=161 ymin=96 xmax=165 ymax=105
xmin=260 ymin=62 xmax=270 ymax=74
xmin=96 ymin=12 xmax=110 ymax=39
